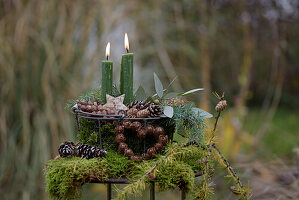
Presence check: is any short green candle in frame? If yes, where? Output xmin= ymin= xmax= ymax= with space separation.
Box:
xmin=101 ymin=61 xmax=113 ymax=103
xmin=120 ymin=53 xmax=134 ymax=104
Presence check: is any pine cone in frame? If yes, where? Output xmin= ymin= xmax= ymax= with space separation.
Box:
xmin=147 ymin=147 xmax=157 ymax=157
xmin=136 ymin=108 xmax=150 ymax=118
xmin=145 ymin=124 xmax=155 ymax=135
xmin=115 ymin=134 xmax=126 ymax=143
xmin=131 ymin=155 xmax=142 ymax=162
xmin=127 ymin=101 xmax=151 ymax=110
xmin=127 ymin=108 xmax=138 ymax=118
xmin=154 ymin=142 xmax=164 ymax=152
xmin=215 ymin=100 xmax=227 ymax=112
xmin=127 ymin=101 xmax=139 ymax=109
xmin=130 ymin=121 xmax=142 ymax=131
xmin=142 ymin=153 xmax=151 ymax=160
xmin=76 ymin=144 xmax=90 ymax=156
xmin=58 ymin=141 xmax=76 ymax=157
xmin=118 ymin=142 xmax=128 ymax=152
xmin=77 ymin=144 xmax=106 ymax=159
xmin=148 ymin=104 xmax=162 ymax=117
xmin=158 ymin=135 xmax=168 ymax=146
xmin=114 ymin=125 xmax=125 ymax=135
xmin=124 ymin=148 xmax=134 ymax=158
xmin=122 ymin=120 xmax=131 ymax=129
xmin=137 ymin=129 xmax=146 ymax=139
xmin=154 ymin=127 xmax=164 ymax=138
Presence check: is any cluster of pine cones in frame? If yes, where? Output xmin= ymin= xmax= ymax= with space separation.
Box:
xmin=115 ymin=121 xmax=168 ymax=162
xmin=76 ymin=100 xmax=116 ymax=115
xmin=58 ymin=141 xmax=107 ymax=159
xmin=126 ymin=101 xmax=162 ymax=118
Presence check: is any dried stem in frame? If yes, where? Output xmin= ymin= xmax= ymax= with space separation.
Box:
xmin=212 ymin=143 xmax=243 ymax=188
xmin=73 ymin=156 xmax=84 ymax=172
xmin=144 ymin=146 xmax=182 ymax=177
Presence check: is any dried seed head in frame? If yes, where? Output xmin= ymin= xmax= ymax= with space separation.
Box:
xmin=215 ymin=100 xmax=227 ymax=112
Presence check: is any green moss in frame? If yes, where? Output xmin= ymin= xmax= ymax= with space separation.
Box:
xmin=45 ymin=145 xmax=206 ymax=199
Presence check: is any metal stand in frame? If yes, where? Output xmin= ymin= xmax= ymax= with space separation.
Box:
xmin=107 ymin=183 xmax=112 ymax=200
xmin=181 ymin=190 xmax=186 ymax=200
xmin=150 ymin=182 xmax=155 ymax=200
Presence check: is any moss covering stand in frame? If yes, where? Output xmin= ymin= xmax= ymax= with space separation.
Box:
xmin=45 ymin=144 xmax=208 ymax=200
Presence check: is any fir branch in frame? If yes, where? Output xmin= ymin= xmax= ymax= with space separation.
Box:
xmin=211 ymin=143 xmax=242 ymax=187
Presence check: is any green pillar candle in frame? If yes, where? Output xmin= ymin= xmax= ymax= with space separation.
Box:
xmin=101 ymin=42 xmax=113 ymax=103
xmin=120 ymin=33 xmax=134 ymax=104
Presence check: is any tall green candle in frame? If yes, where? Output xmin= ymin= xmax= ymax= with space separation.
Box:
xmin=120 ymin=33 xmax=134 ymax=104
xmin=101 ymin=42 xmax=113 ymax=103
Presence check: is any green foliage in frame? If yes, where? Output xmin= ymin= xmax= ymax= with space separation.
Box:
xmin=163 ymin=102 xmax=206 ymax=144
xmin=45 ymin=145 xmax=207 ymax=200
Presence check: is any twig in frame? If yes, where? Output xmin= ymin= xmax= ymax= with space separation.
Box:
xmin=144 ymin=146 xmax=182 ymax=177
xmin=73 ymin=156 xmax=84 ymax=172
xmin=213 ymin=112 xmax=221 ymax=132
xmin=212 ymin=143 xmax=243 ymax=188
xmin=212 ymin=92 xmax=225 ymax=133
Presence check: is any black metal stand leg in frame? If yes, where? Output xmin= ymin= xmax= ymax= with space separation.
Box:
xmin=107 ymin=183 xmax=112 ymax=200
xmin=75 ymin=113 xmax=80 ymax=131
xmin=150 ymin=182 xmax=155 ymax=200
xmin=181 ymin=190 xmax=186 ymax=200
xmin=98 ymin=120 xmax=102 ymax=149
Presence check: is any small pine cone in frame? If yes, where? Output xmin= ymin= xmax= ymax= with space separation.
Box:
xmin=114 ymin=125 xmax=125 ymax=135
xmin=154 ymin=142 xmax=164 ymax=152
xmin=137 ymin=129 xmax=146 ymax=140
xmin=81 ymin=100 xmax=87 ymax=105
xmin=95 ymin=148 xmax=107 ymax=158
xmin=154 ymin=127 xmax=164 ymax=138
xmin=130 ymin=121 xmax=142 ymax=132
xmin=91 ymin=105 xmax=97 ymax=112
xmin=148 ymin=104 xmax=162 ymax=117
xmin=158 ymin=135 xmax=168 ymax=146
xmin=86 ymin=105 xmax=92 ymax=112
xmin=115 ymin=134 xmax=126 ymax=143
xmin=124 ymin=148 xmax=134 ymax=158
xmin=147 ymin=172 xmax=156 ymax=180
xmin=131 ymin=155 xmax=142 ymax=162
xmin=76 ymin=144 xmax=89 ymax=156
xmin=118 ymin=142 xmax=128 ymax=152
xmin=80 ymin=105 xmax=87 ymax=111
xmin=127 ymin=108 xmax=138 ymax=116
xmin=215 ymin=100 xmax=227 ymax=112
xmin=145 ymin=124 xmax=155 ymax=135
xmin=82 ymin=146 xmax=94 ymax=159
xmin=147 ymin=147 xmax=157 ymax=157
xmin=107 ymin=108 xmax=116 ymax=115
xmin=127 ymin=101 xmax=139 ymax=109
xmin=142 ymin=153 xmax=151 ymax=160
xmin=122 ymin=120 xmax=131 ymax=129
xmin=58 ymin=141 xmax=76 ymax=157
xmin=88 ymin=100 xmax=93 ymax=105
xmin=136 ymin=108 xmax=150 ymax=118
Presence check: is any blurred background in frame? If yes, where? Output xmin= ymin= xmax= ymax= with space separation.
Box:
xmin=0 ymin=0 xmax=298 ymax=199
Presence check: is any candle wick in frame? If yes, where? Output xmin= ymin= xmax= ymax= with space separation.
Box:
xmin=106 ymin=56 xmax=109 ymax=60
xmin=126 ymin=49 xmax=129 ymax=53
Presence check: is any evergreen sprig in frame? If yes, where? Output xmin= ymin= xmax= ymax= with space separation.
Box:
xmin=163 ymin=102 xmax=205 ymax=143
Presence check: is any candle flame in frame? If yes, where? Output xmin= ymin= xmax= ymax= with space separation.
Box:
xmin=105 ymin=42 xmax=110 ymax=58
xmin=124 ymin=33 xmax=129 ymax=51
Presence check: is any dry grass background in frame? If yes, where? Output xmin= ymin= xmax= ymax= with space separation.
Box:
xmin=1 ymin=0 xmax=298 ymax=199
